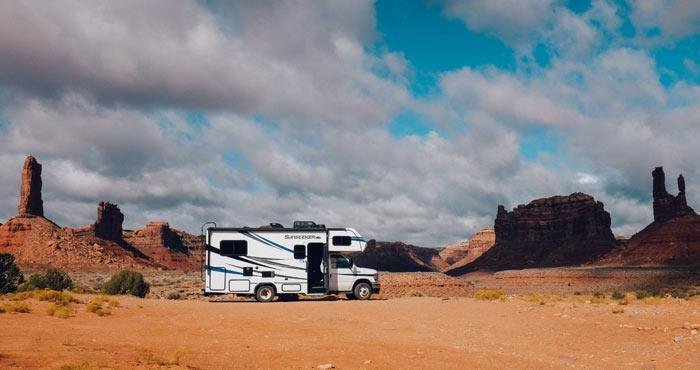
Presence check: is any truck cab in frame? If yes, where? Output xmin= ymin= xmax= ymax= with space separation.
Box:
xmin=329 ymin=253 xmax=380 ymax=300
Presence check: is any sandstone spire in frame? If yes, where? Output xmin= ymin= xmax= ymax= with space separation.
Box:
xmin=18 ymin=155 xmax=43 ymax=216
xmin=652 ymin=167 xmax=695 ymax=222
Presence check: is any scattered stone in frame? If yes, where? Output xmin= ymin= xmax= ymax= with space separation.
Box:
xmin=673 ymin=336 xmax=683 ymax=343
xmin=317 ymin=364 xmax=334 ymax=369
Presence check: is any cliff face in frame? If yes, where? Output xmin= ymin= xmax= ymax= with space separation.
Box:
xmin=443 ymin=228 xmax=495 ymax=272
xmin=598 ymin=167 xmax=699 ymax=266
xmin=354 ymin=240 xmax=440 ymax=272
xmin=18 ymin=156 xmax=43 ymax=217
xmin=447 ymin=193 xmax=617 ymax=275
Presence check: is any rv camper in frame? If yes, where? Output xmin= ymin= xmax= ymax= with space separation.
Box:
xmin=202 ymin=221 xmax=380 ymax=302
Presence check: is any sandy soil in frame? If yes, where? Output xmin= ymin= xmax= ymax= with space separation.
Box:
xmin=1 ymin=293 xmax=699 ymax=369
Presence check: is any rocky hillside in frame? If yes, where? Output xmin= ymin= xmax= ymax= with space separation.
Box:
xmin=0 ymin=156 xmax=202 ymax=270
xmin=447 ymin=193 xmax=617 ymax=275
xmin=597 ymin=167 xmax=700 ymax=266
xmin=353 ymin=240 xmax=441 ymax=272
xmin=355 ymin=227 xmax=495 ymax=272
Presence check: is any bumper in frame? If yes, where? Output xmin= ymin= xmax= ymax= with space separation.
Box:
xmin=372 ymin=283 xmax=381 ymax=294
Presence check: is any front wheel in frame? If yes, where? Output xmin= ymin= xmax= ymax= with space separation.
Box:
xmin=353 ymin=282 xmax=372 ymax=300
xmin=255 ymin=285 xmax=276 ymax=303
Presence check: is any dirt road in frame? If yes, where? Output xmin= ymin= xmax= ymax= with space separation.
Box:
xmin=1 ymin=294 xmax=698 ymax=369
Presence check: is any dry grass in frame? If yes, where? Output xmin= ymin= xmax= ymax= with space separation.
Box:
xmin=405 ymin=290 xmax=424 ymax=297
xmin=86 ymin=296 xmax=119 ymax=316
xmin=138 ymin=349 xmax=182 ymax=367
xmin=3 ymin=301 xmax=31 ymax=313
xmin=47 ymin=302 xmax=73 ymax=319
xmin=473 ymin=289 xmax=504 ymax=301
xmin=522 ymin=294 xmax=563 ymax=306
xmin=58 ymin=361 xmax=91 ymax=370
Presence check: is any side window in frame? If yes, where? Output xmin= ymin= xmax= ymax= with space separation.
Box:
xmin=294 ymin=245 xmax=306 ymax=259
xmin=331 ymin=254 xmax=351 ymax=269
xmin=332 ymin=236 xmax=352 ymax=246
xmin=220 ymin=240 xmax=247 ymax=256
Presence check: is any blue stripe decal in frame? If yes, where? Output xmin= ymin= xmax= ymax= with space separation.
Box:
xmin=206 ymin=266 xmax=244 ymax=275
xmin=248 ymin=232 xmax=294 ymax=253
xmin=351 ymin=237 xmax=365 ymax=242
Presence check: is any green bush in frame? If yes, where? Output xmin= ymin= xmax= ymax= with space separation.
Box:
xmin=0 ymin=253 xmax=24 ymax=294
xmin=19 ymin=268 xmax=73 ymax=291
xmin=102 ymin=270 xmax=150 ymax=297
xmin=611 ymin=291 xmax=626 ymax=300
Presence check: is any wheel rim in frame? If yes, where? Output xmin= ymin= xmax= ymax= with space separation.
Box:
xmin=260 ymin=287 xmax=272 ymax=300
xmin=359 ymin=285 xmax=370 ymax=298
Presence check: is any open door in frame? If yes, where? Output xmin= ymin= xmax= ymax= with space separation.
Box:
xmin=306 ymin=242 xmax=327 ymax=293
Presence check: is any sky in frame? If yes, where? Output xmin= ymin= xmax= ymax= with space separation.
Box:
xmin=0 ymin=0 xmax=699 ymax=247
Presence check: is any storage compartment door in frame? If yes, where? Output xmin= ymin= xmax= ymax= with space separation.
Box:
xmin=209 ymin=267 xmax=226 ymax=291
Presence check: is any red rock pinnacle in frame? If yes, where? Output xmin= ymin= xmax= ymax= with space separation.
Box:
xmin=18 ymin=155 xmax=43 ymax=217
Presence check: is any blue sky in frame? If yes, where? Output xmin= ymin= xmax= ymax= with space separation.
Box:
xmin=0 ymin=1 xmax=699 ymax=245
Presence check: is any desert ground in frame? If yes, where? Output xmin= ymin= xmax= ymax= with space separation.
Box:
xmin=1 ymin=268 xmax=699 ymax=369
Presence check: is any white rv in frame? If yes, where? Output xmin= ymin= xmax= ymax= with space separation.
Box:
xmin=202 ymin=221 xmax=380 ymax=302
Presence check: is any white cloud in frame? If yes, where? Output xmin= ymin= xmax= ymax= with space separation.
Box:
xmin=0 ymin=0 xmax=698 ymax=249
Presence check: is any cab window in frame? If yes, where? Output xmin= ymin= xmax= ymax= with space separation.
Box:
xmin=330 ymin=254 xmax=352 ymax=269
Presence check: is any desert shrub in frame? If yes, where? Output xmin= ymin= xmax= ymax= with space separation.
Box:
xmin=592 ymin=291 xmax=605 ymax=299
xmin=102 ymin=270 xmax=150 ymax=297
xmin=636 ymin=290 xmax=650 ymax=299
xmin=86 ymin=296 xmax=116 ymax=316
xmin=47 ymin=302 xmax=72 ymax=319
xmin=166 ymin=291 xmax=182 ymax=300
xmin=474 ymin=289 xmax=504 ymax=301
xmin=0 ymin=253 xmax=24 ymax=294
xmin=3 ymin=301 xmax=31 ymax=313
xmin=19 ymin=268 xmax=73 ymax=291
xmin=33 ymin=289 xmax=80 ymax=304
xmin=611 ymin=291 xmax=626 ymax=300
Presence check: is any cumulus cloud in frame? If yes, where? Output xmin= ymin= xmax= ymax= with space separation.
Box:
xmin=0 ymin=0 xmax=698 ymax=247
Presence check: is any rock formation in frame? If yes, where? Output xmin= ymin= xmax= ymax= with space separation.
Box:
xmin=123 ymin=221 xmax=202 ymax=270
xmin=93 ymin=202 xmax=124 ymax=240
xmin=17 ymin=156 xmax=43 ymax=216
xmin=354 ymin=240 xmax=441 ymax=272
xmin=652 ymin=167 xmax=695 ymax=222
xmin=443 ymin=228 xmax=495 ymax=272
xmin=447 ymin=193 xmax=617 ymax=275
xmin=597 ymin=167 xmax=699 ymax=266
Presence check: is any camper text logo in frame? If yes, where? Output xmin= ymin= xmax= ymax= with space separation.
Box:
xmin=284 ymin=234 xmax=322 ymax=240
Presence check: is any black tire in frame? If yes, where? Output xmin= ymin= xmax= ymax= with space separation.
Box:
xmin=353 ymin=282 xmax=372 ymax=300
xmin=345 ymin=293 xmax=356 ymax=300
xmin=255 ymin=285 xmax=276 ymax=303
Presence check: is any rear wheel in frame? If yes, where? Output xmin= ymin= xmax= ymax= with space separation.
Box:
xmin=255 ymin=285 xmax=276 ymax=303
xmin=353 ymin=282 xmax=372 ymax=300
